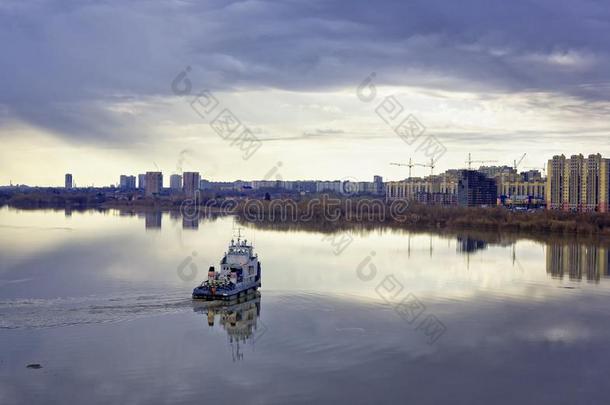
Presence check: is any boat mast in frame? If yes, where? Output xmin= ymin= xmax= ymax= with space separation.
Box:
xmin=233 ymin=225 xmax=243 ymax=243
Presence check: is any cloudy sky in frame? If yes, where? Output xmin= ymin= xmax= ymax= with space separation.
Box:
xmin=1 ymin=0 xmax=610 ymax=186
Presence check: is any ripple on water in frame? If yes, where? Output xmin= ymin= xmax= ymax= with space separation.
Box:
xmin=0 ymin=289 xmax=193 ymax=329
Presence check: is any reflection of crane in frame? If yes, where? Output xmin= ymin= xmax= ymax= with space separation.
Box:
xmin=466 ymin=153 xmax=498 ymax=169
xmin=512 ymin=243 xmax=525 ymax=273
xmin=524 ymin=166 xmax=546 ymax=176
xmin=513 ymin=153 xmax=527 ymax=170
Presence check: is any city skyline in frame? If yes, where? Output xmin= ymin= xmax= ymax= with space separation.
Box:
xmin=0 ymin=152 xmax=603 ymax=188
xmin=28 ymin=151 xmax=606 ymax=212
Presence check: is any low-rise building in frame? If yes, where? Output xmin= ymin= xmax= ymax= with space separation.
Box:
xmin=498 ymin=179 xmax=545 ymax=205
xmin=316 ymin=181 xmax=343 ymax=193
xmin=292 ymin=181 xmax=317 ymax=193
xmin=252 ymin=180 xmax=284 ymax=189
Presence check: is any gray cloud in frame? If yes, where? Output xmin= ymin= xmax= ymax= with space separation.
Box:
xmin=1 ymin=0 xmax=610 ymax=144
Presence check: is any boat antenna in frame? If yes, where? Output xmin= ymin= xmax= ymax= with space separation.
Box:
xmin=231 ymin=217 xmax=241 ymax=239
xmin=233 ymin=226 xmax=242 ymax=241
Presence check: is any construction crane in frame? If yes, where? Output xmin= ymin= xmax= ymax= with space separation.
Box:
xmin=513 ymin=153 xmax=527 ymax=170
xmin=390 ymin=158 xmax=416 ymax=178
xmin=465 ymin=153 xmax=498 ymax=169
xmin=418 ymin=158 xmax=436 ymax=176
xmin=390 ymin=158 xmax=433 ymax=177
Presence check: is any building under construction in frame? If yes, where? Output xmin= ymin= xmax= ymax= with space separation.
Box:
xmin=457 ymin=170 xmax=497 ymax=207
xmin=385 ymin=172 xmax=459 ymax=205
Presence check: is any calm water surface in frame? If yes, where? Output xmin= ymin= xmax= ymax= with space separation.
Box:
xmin=2 ymin=207 xmax=610 ymax=404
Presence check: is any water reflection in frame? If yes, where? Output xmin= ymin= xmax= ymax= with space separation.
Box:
xmin=182 ymin=217 xmax=198 ymax=230
xmin=5 ymin=207 xmax=610 ymax=403
xmin=453 ymin=233 xmax=610 ymax=283
xmin=144 ymin=211 xmax=162 ymax=229
xmin=135 ymin=209 xmax=610 ymax=284
xmin=192 ymin=293 xmax=264 ymax=361
xmin=456 ymin=236 xmax=487 ymax=253
xmin=546 ymin=243 xmax=610 ymax=282
xmin=135 ymin=209 xmax=215 ymax=230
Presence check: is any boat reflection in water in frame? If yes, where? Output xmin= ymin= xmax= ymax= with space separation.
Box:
xmin=192 ymin=293 xmax=265 ymax=361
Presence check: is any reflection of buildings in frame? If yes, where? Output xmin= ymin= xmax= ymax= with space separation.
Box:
xmin=456 ymin=236 xmax=488 ymax=254
xmin=182 ymin=216 xmax=199 ymax=230
xmin=169 ymin=210 xmax=181 ymax=221
xmin=144 ymin=211 xmax=162 ymax=229
xmin=450 ymin=233 xmax=610 ymax=283
xmin=141 ymin=210 xmax=204 ymax=230
xmin=546 ymin=243 xmax=610 ymax=282
xmin=193 ymin=294 xmax=263 ymax=361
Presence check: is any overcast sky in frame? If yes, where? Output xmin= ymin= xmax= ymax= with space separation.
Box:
xmin=1 ymin=0 xmax=610 ymax=186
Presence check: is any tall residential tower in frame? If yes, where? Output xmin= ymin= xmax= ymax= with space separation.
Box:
xmin=183 ymin=172 xmax=200 ymax=196
xmin=145 ymin=172 xmax=163 ymax=196
xmin=546 ymin=154 xmax=610 ymax=212
xmin=65 ymin=173 xmax=73 ymax=189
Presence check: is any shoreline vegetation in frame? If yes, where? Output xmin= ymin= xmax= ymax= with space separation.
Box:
xmin=231 ymin=198 xmax=610 ymax=238
xmin=3 ymin=189 xmax=610 ymax=238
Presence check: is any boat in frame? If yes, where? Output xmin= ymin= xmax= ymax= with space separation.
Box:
xmin=192 ymin=233 xmax=261 ymax=300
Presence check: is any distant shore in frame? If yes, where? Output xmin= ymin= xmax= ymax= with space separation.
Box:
xmin=2 ymin=189 xmax=610 ymax=237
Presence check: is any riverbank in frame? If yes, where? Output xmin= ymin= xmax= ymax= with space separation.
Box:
xmin=232 ymin=198 xmax=610 ymax=237
xmin=3 ymin=190 xmax=610 ymax=237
